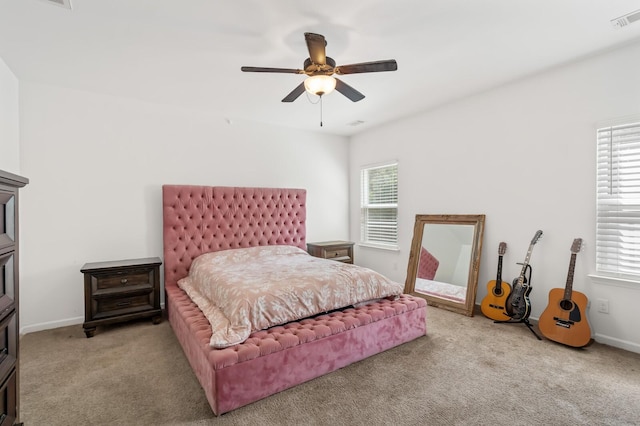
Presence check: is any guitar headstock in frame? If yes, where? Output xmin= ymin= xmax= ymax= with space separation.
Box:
xmin=571 ymin=238 xmax=583 ymax=254
xmin=498 ymin=242 xmax=507 ymax=255
xmin=531 ymin=230 xmax=543 ymax=245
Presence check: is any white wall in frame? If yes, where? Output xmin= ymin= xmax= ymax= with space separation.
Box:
xmin=13 ymin=39 xmax=640 ymax=353
xmin=18 ymin=82 xmax=349 ymax=333
xmin=0 ymin=56 xmax=19 ymax=173
xmin=350 ymin=40 xmax=640 ymax=353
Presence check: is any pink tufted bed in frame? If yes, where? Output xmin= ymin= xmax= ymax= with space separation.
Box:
xmin=162 ymin=185 xmax=427 ymax=415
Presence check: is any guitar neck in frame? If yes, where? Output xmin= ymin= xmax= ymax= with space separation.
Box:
xmin=517 ymin=244 xmax=535 ymax=285
xmin=494 ymin=242 xmax=507 ymax=291
xmin=564 ymin=253 xmax=577 ymax=300
xmin=496 ymin=255 xmax=504 ymax=288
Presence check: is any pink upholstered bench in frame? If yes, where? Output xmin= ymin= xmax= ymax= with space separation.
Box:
xmin=167 ymin=283 xmax=427 ymax=414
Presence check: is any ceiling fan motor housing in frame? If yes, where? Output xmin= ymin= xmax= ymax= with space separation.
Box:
xmin=304 ymin=57 xmax=336 ymax=75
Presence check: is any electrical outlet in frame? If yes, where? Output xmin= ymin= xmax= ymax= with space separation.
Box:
xmin=597 ymin=298 xmax=609 ymax=314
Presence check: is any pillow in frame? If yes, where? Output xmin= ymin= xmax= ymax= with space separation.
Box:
xmin=417 ymin=246 xmax=439 ymax=280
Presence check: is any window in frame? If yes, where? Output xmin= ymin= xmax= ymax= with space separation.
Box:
xmin=596 ymin=120 xmax=640 ymax=280
xmin=360 ymin=162 xmax=398 ymax=249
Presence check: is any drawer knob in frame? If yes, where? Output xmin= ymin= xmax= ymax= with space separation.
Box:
xmin=120 ymin=278 xmax=128 ymax=284
xmin=116 ymin=301 xmax=131 ymax=307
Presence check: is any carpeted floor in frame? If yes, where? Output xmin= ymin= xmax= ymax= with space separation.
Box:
xmin=19 ymin=306 xmax=640 ymax=425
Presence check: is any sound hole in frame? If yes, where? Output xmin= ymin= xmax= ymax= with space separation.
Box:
xmin=559 ymin=299 xmax=574 ymax=311
xmin=493 ymin=288 xmax=503 ymax=296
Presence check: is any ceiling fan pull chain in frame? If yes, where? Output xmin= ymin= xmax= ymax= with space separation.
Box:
xmin=320 ymin=95 xmax=323 ymax=127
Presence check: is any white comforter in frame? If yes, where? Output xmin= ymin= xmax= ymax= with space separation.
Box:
xmin=178 ymin=245 xmax=403 ymax=348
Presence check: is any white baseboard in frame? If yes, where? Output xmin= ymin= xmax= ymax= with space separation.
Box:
xmin=593 ymin=333 xmax=640 ymax=354
xmin=20 ymin=316 xmax=83 ymax=336
xmin=19 ymin=302 xmax=166 ymax=337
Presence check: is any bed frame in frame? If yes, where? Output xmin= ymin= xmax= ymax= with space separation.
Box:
xmin=162 ymin=185 xmax=427 ymax=415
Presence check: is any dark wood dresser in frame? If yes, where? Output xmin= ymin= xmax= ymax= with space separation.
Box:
xmin=81 ymin=257 xmax=162 ymax=338
xmin=0 ymin=170 xmax=28 ymax=426
xmin=307 ymin=241 xmax=355 ymax=264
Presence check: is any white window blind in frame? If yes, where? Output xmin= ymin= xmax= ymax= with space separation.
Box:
xmin=596 ymin=121 xmax=640 ymax=279
xmin=360 ymin=162 xmax=398 ymax=248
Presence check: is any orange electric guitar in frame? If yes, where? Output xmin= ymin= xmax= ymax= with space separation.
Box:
xmin=538 ymin=238 xmax=592 ymax=348
xmin=480 ymin=242 xmax=511 ymax=320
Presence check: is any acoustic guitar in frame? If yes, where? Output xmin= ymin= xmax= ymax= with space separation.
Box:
xmin=480 ymin=242 xmax=511 ymax=320
xmin=505 ymin=230 xmax=542 ymax=320
xmin=538 ymin=238 xmax=592 ymax=348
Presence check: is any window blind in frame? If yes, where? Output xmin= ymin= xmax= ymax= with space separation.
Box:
xmin=360 ymin=162 xmax=398 ymax=248
xmin=596 ymin=121 xmax=640 ymax=279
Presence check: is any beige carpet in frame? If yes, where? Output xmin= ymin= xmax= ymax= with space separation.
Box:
xmin=20 ymin=307 xmax=640 ymax=425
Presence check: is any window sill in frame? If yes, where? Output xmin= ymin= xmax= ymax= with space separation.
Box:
xmin=358 ymin=242 xmax=400 ymax=252
xmin=588 ymin=274 xmax=640 ymax=289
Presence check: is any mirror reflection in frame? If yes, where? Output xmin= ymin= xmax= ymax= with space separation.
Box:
xmin=405 ymin=214 xmax=485 ymax=316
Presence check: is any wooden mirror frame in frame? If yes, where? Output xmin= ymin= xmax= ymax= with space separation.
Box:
xmin=404 ymin=214 xmax=485 ymax=316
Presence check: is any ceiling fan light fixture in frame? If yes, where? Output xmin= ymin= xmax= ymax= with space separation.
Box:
xmin=304 ymin=75 xmax=336 ymax=96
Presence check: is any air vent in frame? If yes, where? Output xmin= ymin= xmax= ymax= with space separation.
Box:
xmin=40 ymin=0 xmax=72 ymax=9
xmin=611 ymin=9 xmax=640 ymax=28
xmin=348 ymin=120 xmax=365 ymax=127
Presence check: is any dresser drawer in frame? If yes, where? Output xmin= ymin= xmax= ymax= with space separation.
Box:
xmin=0 ymin=253 xmax=15 ymax=319
xmin=0 ymin=189 xmax=15 ymax=253
xmin=0 ymin=369 xmax=16 ymax=426
xmin=0 ymin=313 xmax=16 ymax=384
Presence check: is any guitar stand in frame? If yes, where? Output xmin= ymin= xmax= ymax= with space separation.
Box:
xmin=494 ymin=264 xmax=542 ymax=341
xmin=495 ymin=317 xmax=542 ymax=340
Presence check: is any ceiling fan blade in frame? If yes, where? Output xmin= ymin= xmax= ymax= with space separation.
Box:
xmin=335 ymin=60 xmax=398 ymax=75
xmin=281 ymin=82 xmax=306 ymax=103
xmin=241 ymin=66 xmax=303 ymax=74
xmin=304 ymin=32 xmax=327 ymax=65
xmin=334 ymin=78 xmax=365 ymax=102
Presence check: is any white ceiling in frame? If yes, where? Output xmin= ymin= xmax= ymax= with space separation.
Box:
xmin=2 ymin=0 xmax=640 ymax=136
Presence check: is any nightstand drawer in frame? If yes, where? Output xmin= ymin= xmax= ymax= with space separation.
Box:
xmin=93 ymin=269 xmax=154 ymax=291
xmin=95 ymin=293 xmax=153 ymax=316
xmin=307 ymin=241 xmax=355 ymax=264
xmin=324 ymin=248 xmax=350 ymax=260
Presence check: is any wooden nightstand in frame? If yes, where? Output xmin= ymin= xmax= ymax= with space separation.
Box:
xmin=81 ymin=257 xmax=162 ymax=338
xmin=307 ymin=241 xmax=355 ymax=264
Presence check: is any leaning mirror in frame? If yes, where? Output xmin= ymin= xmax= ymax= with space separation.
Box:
xmin=405 ymin=214 xmax=485 ymax=316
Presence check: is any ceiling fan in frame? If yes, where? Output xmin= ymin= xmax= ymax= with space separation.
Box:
xmin=241 ymin=32 xmax=397 ymax=103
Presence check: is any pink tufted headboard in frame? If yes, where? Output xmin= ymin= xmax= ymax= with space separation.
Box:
xmin=162 ymin=185 xmax=307 ymax=288
xmin=417 ymin=246 xmax=439 ymax=280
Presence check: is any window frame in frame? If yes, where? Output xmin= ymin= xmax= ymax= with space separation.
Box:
xmin=595 ymin=118 xmax=640 ymax=283
xmin=359 ymin=161 xmax=399 ymax=250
